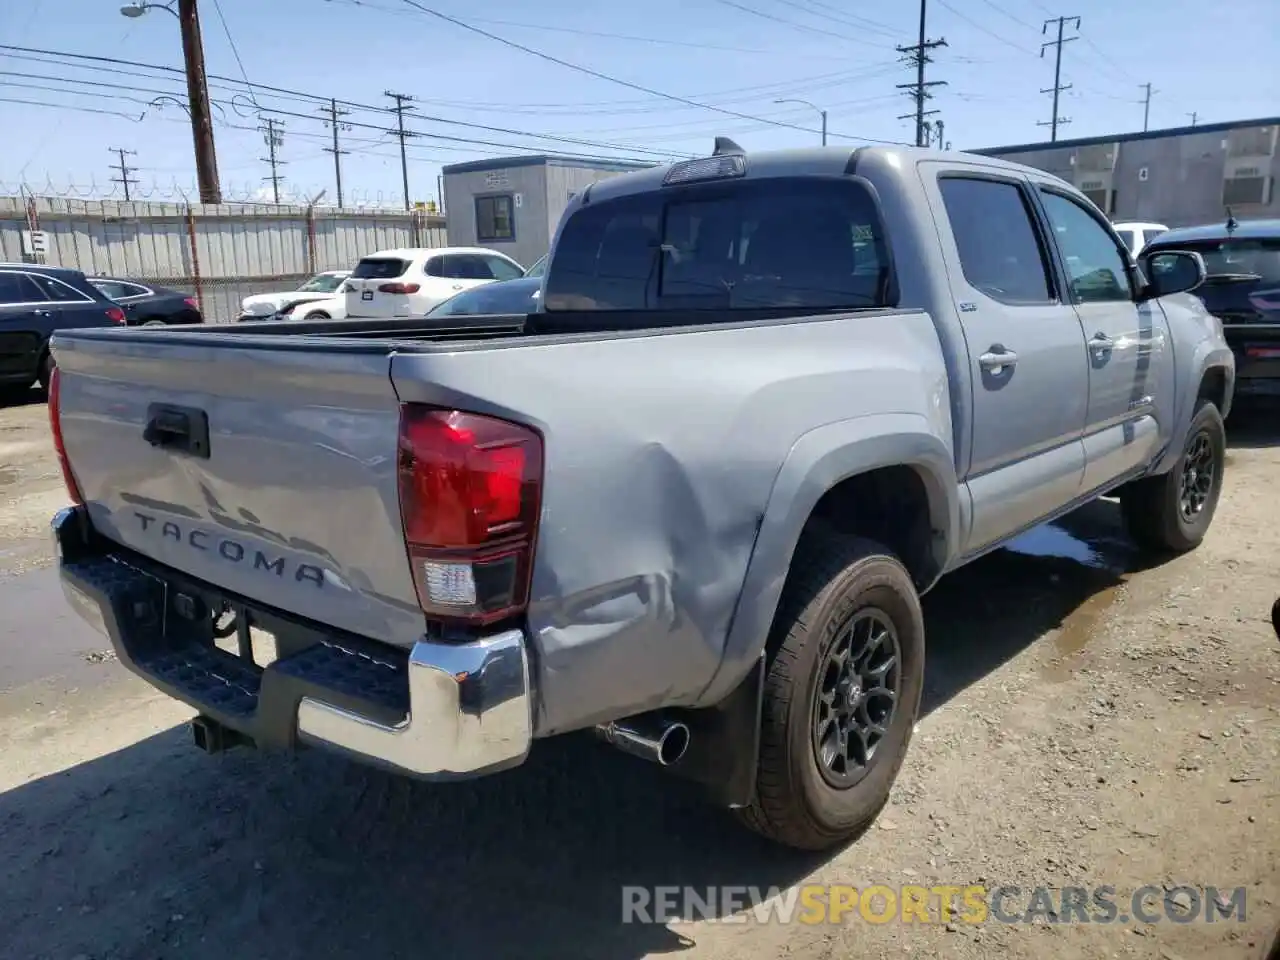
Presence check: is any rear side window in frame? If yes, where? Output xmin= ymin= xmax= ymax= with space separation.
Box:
xmin=351 ymin=258 xmax=409 ymax=280
xmin=543 ymin=177 xmax=893 ymax=312
xmin=1142 ymin=228 xmax=1167 ymax=248
xmin=31 ymin=274 xmax=92 ymax=303
xmin=0 ymin=272 xmax=46 ymax=305
xmin=938 ymin=177 xmax=1053 ymax=304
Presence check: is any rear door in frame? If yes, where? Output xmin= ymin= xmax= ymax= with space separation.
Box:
xmin=344 ymin=255 xmax=413 ymax=317
xmin=0 ymin=271 xmax=46 ymax=383
xmin=1036 ymin=188 xmax=1172 ymax=490
xmin=925 ymin=168 xmax=1092 ymax=555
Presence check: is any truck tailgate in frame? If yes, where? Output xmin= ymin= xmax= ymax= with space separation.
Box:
xmin=52 ymin=330 xmax=425 ymax=649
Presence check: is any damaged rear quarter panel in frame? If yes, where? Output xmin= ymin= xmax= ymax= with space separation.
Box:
xmin=390 ymin=309 xmax=951 ymax=735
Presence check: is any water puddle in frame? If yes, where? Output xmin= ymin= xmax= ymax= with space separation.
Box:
xmin=1001 ymin=521 xmax=1137 ymax=682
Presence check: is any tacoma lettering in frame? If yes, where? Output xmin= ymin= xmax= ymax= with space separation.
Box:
xmin=132 ymin=511 xmax=324 ymax=588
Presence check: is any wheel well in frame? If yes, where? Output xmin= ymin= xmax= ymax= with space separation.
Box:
xmin=1197 ymin=366 xmax=1227 ymax=413
xmin=304 ymin=310 xmax=330 ymax=318
xmin=804 ymin=465 xmax=939 ymax=589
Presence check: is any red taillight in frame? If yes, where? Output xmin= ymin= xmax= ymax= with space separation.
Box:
xmin=184 ymin=297 xmax=199 ymax=310
xmin=378 ymin=282 xmax=421 ymax=295
xmin=397 ymin=406 xmax=543 ymax=626
xmin=47 ymin=366 xmax=84 ymax=506
xmin=105 ymin=306 xmax=126 ymax=324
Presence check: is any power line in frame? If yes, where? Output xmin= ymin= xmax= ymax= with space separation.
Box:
xmin=108 ymin=147 xmax=139 ymax=201
xmin=318 ymin=0 xmax=860 ymax=59
xmin=896 ymin=0 xmax=948 ymax=148
xmin=1038 ymin=15 xmax=1080 ymax=142
xmin=385 ymin=90 xmax=418 ymax=210
xmin=935 ymin=0 xmax=1035 ymax=54
xmin=320 ymin=97 xmax=350 ymax=208
xmin=392 ymin=0 xmax=908 ymax=144
xmin=259 ymin=116 xmax=285 ymax=204
xmin=712 ymin=0 xmax=891 ymax=47
xmin=209 ymin=0 xmax=260 ymax=110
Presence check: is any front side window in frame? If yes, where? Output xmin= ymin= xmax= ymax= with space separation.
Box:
xmin=476 ymin=194 xmax=515 ymax=242
xmin=484 ymin=254 xmax=524 ymax=281
xmin=1141 ymin=228 xmax=1167 ymax=248
xmin=938 ymin=177 xmax=1053 ymax=304
xmin=543 ymin=177 xmax=892 ymax=312
xmin=1039 ymin=191 xmax=1133 ymax=303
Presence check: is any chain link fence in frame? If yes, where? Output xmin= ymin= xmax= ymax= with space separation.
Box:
xmin=0 ymin=195 xmax=447 ymax=324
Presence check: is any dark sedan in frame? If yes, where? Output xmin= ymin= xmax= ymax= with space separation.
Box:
xmin=425 ymin=275 xmax=542 ymax=318
xmin=1 ymin=263 xmax=128 ymax=390
xmin=88 ymin=277 xmax=203 ymax=326
xmin=1141 ymin=217 xmax=1280 ymax=399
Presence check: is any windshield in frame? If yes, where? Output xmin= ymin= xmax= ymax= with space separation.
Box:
xmin=297 ymin=273 xmax=346 ymax=293
xmin=524 ymin=255 xmax=547 ymax=278
xmin=426 ymin=280 xmax=538 ymax=318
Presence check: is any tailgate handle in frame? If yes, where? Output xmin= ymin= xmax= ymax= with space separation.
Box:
xmin=143 ymin=403 xmax=211 ymax=458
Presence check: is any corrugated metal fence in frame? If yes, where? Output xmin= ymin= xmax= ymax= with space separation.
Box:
xmin=0 ymin=196 xmax=447 ymax=324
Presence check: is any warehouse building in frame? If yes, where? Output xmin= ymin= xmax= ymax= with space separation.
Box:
xmin=975 ymin=116 xmax=1280 ymax=227
xmin=440 ymin=154 xmax=656 ymax=270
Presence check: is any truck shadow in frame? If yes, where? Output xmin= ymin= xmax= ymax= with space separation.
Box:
xmin=0 ymin=500 xmax=1195 ymax=959
xmin=0 ymin=385 xmax=45 ymax=408
xmin=1226 ymin=398 xmax=1280 ymax=449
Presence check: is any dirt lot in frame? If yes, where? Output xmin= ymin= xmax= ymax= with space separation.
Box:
xmin=1 ymin=385 xmax=1276 ymax=960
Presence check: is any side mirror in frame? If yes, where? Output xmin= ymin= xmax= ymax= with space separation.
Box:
xmin=1138 ymin=249 xmax=1207 ymax=300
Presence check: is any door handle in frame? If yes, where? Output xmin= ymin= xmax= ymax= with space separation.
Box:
xmin=451 ymin=284 xmax=463 ymax=290
xmin=33 ymin=309 xmax=53 ymax=317
xmin=978 ymin=345 xmax=1018 ymax=372
xmin=1088 ymin=332 xmax=1114 ymax=352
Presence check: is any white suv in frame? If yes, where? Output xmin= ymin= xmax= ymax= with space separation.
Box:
xmin=1112 ymin=221 xmax=1169 ymax=257
xmin=344 ymin=247 xmax=525 ymax=318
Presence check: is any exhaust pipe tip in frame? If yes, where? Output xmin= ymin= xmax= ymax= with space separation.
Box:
xmin=595 ymin=716 xmax=690 ymax=767
xmin=655 ymin=722 xmax=690 ymax=766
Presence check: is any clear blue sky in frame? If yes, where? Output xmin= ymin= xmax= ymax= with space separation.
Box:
xmin=2 ymin=0 xmax=1276 ymax=206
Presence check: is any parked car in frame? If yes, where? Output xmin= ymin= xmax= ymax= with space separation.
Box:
xmin=0 ymin=263 xmax=128 ymax=390
xmin=88 ymin=277 xmax=203 ymax=326
xmin=425 ymin=276 xmax=542 ymax=318
xmin=276 ymin=293 xmax=346 ymax=322
xmin=344 ymin=247 xmax=525 ymax=318
xmin=237 ymin=270 xmax=351 ymax=321
xmin=1141 ymin=216 xmax=1280 ymax=400
xmin=48 ymin=142 xmax=1232 ymax=851
xmin=1112 ymin=220 xmax=1169 ymax=256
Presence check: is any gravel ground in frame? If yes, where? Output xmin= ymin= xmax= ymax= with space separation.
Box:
xmin=0 ymin=384 xmax=1277 ymax=960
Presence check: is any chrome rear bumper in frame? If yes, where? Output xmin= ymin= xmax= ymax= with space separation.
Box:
xmin=51 ymin=505 xmax=533 ymax=779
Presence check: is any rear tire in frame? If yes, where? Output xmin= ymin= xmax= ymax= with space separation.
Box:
xmin=735 ymin=533 xmax=925 ymax=851
xmin=1120 ymin=399 xmax=1226 ymax=553
xmin=141 ymin=318 xmax=167 ymax=326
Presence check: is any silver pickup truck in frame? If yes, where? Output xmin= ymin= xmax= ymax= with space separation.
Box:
xmin=49 ymin=141 xmax=1233 ymax=851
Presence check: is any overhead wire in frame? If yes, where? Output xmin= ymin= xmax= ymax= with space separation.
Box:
xmin=392 ymin=0 xmax=909 ymax=144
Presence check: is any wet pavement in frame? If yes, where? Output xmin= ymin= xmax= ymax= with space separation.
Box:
xmin=0 ymin=566 xmax=111 ymax=694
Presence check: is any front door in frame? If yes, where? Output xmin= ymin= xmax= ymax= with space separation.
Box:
xmin=928 ymin=169 xmax=1092 ymax=555
xmin=1036 ymin=189 xmax=1171 ymax=491
xmin=0 ymin=271 xmax=48 ymax=384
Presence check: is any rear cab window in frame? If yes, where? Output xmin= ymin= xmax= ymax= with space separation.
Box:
xmin=542 ymin=176 xmax=894 ymax=315
xmin=351 ymin=258 xmax=409 ymax=280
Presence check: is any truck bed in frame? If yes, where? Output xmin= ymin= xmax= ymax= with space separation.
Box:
xmin=51 ymin=302 xmax=947 ymax=734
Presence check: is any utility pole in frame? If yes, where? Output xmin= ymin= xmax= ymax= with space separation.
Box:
xmin=259 ymin=117 xmax=286 ymax=204
xmin=177 ymin=0 xmax=220 ymax=203
xmin=385 ymin=90 xmax=419 ymax=211
xmin=320 ymin=97 xmax=351 ymax=208
xmin=1039 ymin=15 xmax=1080 ymax=142
xmin=108 ymin=147 xmax=139 ymax=202
xmin=1187 ymin=111 xmax=1198 ymax=127
xmin=1140 ymin=82 xmax=1156 ymax=132
xmin=896 ymin=0 xmax=947 ymax=147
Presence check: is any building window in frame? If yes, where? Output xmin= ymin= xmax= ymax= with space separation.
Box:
xmin=475 ymin=194 xmax=515 ymax=242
